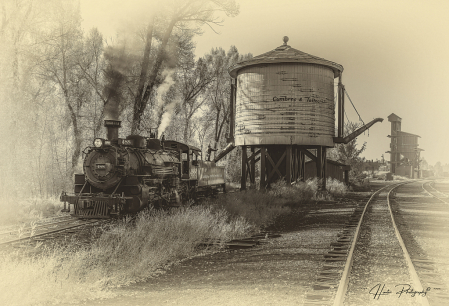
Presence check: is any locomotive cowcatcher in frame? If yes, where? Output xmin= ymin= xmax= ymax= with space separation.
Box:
xmin=60 ymin=120 xmax=226 ymax=218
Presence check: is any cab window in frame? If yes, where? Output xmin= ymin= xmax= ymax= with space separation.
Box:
xmin=182 ymin=152 xmax=189 ymax=175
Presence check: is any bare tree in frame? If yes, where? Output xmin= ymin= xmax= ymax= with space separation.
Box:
xmin=204 ymin=46 xmax=252 ymax=149
xmin=76 ymin=28 xmax=108 ymax=137
xmin=192 ymin=117 xmax=213 ymax=152
xmin=177 ymin=56 xmax=216 ymax=142
xmin=0 ymin=0 xmax=60 ymax=197
xmin=33 ymin=1 xmax=88 ymax=173
xmin=130 ymin=0 xmax=239 ymax=134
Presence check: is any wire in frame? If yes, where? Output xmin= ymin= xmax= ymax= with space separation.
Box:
xmin=344 ymin=88 xmax=365 ymax=125
xmin=344 ymin=109 xmax=350 ymax=124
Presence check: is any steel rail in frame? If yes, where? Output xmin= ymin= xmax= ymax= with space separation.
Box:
xmin=332 ymin=180 xmax=428 ymax=306
xmin=0 ymin=216 xmax=74 ymax=237
xmin=0 ymin=219 xmax=99 ymax=246
xmin=388 ymin=182 xmax=430 ymax=306
xmin=423 ymin=181 xmax=449 ymax=204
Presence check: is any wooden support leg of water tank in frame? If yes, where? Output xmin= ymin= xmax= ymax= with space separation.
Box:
xmin=265 ymin=148 xmax=273 ymax=185
xmin=291 ymin=147 xmax=297 ymax=181
xmin=266 ymin=148 xmax=285 ymax=186
xmin=316 ymin=147 xmax=327 ymax=190
xmin=260 ymin=147 xmax=266 ymax=189
xmin=299 ymin=150 xmax=305 ymax=182
xmin=245 ymin=148 xmax=260 ymax=188
xmin=241 ymin=145 xmax=247 ymax=191
xmin=286 ymin=145 xmax=292 ymax=184
xmin=250 ymin=147 xmax=256 ymax=186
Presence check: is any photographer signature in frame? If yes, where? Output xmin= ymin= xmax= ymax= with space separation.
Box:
xmin=369 ymin=283 xmax=437 ymax=299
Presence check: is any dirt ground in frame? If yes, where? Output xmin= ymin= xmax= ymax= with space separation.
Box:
xmin=77 ymin=190 xmax=374 ymax=306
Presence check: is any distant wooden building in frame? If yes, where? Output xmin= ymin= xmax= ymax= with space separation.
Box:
xmin=305 ymin=159 xmax=350 ymax=185
xmin=386 ymin=113 xmax=423 ymax=178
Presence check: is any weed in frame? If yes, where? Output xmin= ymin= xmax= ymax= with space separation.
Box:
xmin=209 ymin=190 xmax=290 ymax=229
xmin=0 ymin=206 xmax=252 ymax=305
xmin=0 ymin=196 xmax=64 ymax=227
xmin=325 ymin=178 xmax=348 ymax=196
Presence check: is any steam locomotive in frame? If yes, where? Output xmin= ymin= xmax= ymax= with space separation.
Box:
xmin=60 ymin=120 xmax=226 ymax=218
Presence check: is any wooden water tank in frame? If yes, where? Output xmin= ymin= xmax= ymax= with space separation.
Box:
xmin=229 ymin=37 xmax=343 ymax=147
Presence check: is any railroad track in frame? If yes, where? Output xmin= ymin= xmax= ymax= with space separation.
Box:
xmin=301 ymin=180 xmax=446 ymax=305
xmin=316 ymin=179 xmax=449 ymax=306
xmin=334 ymin=180 xmax=431 ymax=306
xmin=0 ymin=216 xmax=103 ymax=247
xmin=0 ymin=215 xmax=72 ymax=236
xmin=423 ymin=180 xmax=449 ymax=204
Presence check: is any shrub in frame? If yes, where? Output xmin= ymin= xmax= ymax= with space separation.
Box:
xmin=270 ymin=179 xmax=316 ymax=204
xmin=271 ymin=177 xmax=347 ymax=203
xmin=209 ymin=190 xmax=290 ymax=229
xmin=326 ymin=178 xmax=348 ymax=196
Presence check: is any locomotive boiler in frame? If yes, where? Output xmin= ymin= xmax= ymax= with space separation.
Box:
xmin=61 ymin=120 xmax=226 ymax=218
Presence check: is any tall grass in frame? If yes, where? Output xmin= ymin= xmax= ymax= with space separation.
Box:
xmin=85 ymin=207 xmax=251 ymax=286
xmin=209 ymin=190 xmax=291 ymax=229
xmin=0 ymin=206 xmax=251 ymax=305
xmin=269 ymin=177 xmax=347 ymax=203
xmin=269 ymin=179 xmax=316 ymax=204
xmin=208 ymin=177 xmax=347 ymax=228
xmin=325 ymin=178 xmax=348 ymax=196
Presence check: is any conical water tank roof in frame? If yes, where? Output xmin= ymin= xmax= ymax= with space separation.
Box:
xmin=229 ymin=37 xmax=343 ymax=78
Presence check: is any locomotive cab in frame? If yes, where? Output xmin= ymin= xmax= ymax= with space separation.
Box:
xmin=161 ymin=141 xmax=226 ymax=195
xmin=163 ymin=140 xmax=201 ymax=180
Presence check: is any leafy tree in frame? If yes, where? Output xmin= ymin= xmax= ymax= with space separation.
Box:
xmin=205 ymin=46 xmax=236 ymax=149
xmin=420 ymin=157 xmax=428 ymax=170
xmin=434 ymin=161 xmax=443 ymax=176
xmin=202 ymin=46 xmax=252 ymax=150
xmin=328 ymin=121 xmax=367 ymax=180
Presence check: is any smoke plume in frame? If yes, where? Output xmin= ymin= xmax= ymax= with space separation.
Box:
xmin=103 ymin=45 xmax=130 ymax=120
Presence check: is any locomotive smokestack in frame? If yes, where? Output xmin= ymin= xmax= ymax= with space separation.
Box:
xmin=104 ymin=120 xmax=121 ymax=141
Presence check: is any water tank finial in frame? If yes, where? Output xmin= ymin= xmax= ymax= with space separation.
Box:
xmin=283 ymin=36 xmax=289 ymax=45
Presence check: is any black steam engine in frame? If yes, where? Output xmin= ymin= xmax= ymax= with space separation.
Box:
xmin=61 ymin=120 xmax=226 ymax=218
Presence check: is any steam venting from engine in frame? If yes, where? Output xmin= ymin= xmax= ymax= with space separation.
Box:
xmin=156 ymin=69 xmax=177 ymax=138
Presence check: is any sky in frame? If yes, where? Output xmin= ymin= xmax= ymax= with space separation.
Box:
xmin=80 ymin=0 xmax=449 ymax=166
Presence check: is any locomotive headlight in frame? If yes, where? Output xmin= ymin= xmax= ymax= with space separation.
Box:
xmin=93 ymin=138 xmax=104 ymax=148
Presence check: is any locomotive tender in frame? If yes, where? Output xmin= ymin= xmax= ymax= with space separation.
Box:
xmin=61 ymin=120 xmax=226 ymax=218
